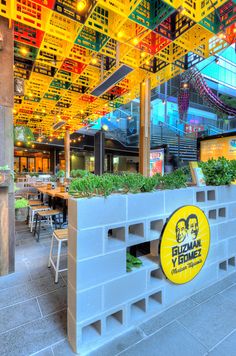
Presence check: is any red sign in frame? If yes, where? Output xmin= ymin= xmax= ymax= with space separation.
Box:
xmin=185 ymin=124 xmax=205 ymax=135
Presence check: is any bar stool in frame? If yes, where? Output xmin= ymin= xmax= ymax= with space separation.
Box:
xmin=34 ymin=209 xmax=63 ymax=242
xmin=48 ymin=228 xmax=68 ymax=283
xmin=29 ymin=206 xmax=50 ymax=232
xmin=27 ymin=200 xmax=44 ymax=225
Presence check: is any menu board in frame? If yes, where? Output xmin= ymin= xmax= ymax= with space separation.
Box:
xmin=200 ymin=136 xmax=236 ymax=161
xmin=150 ymin=149 xmax=164 ymax=176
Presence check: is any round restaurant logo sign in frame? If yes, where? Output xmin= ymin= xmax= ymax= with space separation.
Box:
xmin=160 ymin=205 xmax=210 ymax=284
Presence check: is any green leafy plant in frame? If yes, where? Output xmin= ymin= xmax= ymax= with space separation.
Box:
xmin=199 ymin=157 xmax=236 ymax=186
xmin=126 ymin=252 xmax=142 ymax=272
xmin=159 ymin=169 xmax=188 ymax=190
xmin=141 ymin=175 xmax=161 ymax=192
xmin=56 ymin=170 xmax=65 ymax=178
xmin=15 ymin=198 xmax=29 ymax=209
xmin=122 ymin=173 xmax=145 ymax=193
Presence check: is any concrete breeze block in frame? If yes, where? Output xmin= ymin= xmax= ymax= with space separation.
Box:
xmin=164 ymin=188 xmax=194 ymax=215
xmin=104 ymin=269 xmax=147 ymax=309
xmin=68 ymin=281 xmax=103 ymax=322
xmin=68 ymin=249 xmax=126 ymax=291
xmin=127 ymin=191 xmax=165 ymax=220
xmin=68 ymin=224 xmax=104 ymax=260
xmin=69 ymin=195 xmax=127 ymax=229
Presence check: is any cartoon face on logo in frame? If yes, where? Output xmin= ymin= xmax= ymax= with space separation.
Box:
xmin=186 ymin=214 xmax=199 ymax=240
xmin=176 ymin=218 xmax=187 ymax=243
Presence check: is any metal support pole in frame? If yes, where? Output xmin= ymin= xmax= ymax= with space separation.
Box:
xmin=64 ymin=130 xmax=70 ymax=178
xmin=94 ymin=130 xmax=105 ymax=175
xmin=139 ymin=78 xmax=151 ymax=177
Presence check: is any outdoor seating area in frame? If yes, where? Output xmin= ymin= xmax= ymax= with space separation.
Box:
xmin=0 ymin=0 xmax=236 ymax=355
xmin=15 ymin=180 xmax=69 ymax=283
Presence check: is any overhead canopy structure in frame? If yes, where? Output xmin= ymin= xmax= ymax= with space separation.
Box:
xmin=0 ymin=0 xmax=235 ymax=139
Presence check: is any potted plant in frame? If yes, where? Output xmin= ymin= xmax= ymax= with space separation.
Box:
xmin=56 ymin=170 xmax=65 ymax=184
xmin=15 ymin=198 xmax=29 ymax=222
xmin=0 ymin=165 xmax=13 ymax=186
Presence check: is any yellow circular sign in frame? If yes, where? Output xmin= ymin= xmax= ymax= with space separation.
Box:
xmin=160 ymin=205 xmax=210 ymax=284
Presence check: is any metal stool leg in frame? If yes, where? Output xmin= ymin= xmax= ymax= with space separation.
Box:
xmin=48 ymin=233 xmax=54 ymax=268
xmin=34 ymin=213 xmax=38 ymax=236
xmin=55 ymin=239 xmax=62 ymax=283
xmin=36 ymin=216 xmax=42 ymax=242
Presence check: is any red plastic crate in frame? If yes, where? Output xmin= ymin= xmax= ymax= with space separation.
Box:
xmin=61 ymin=59 xmax=87 ymax=75
xmin=107 ymin=85 xmax=128 ymax=97
xmin=139 ymin=32 xmax=171 ymax=55
xmin=80 ymin=94 xmax=97 ymax=103
xmin=32 ymin=0 xmax=55 ymax=9
xmin=14 ymin=21 xmax=44 ymax=48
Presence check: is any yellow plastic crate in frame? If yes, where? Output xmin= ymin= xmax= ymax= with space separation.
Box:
xmin=45 ymin=11 xmax=81 ymax=43
xmin=68 ymin=44 xmax=92 ymax=64
xmin=40 ymin=33 xmax=71 ymax=58
xmin=156 ymin=42 xmax=188 ymax=63
xmin=14 ymin=0 xmax=50 ymax=31
xmin=163 ymin=0 xmax=228 ymax=22
xmin=174 ymin=24 xmax=213 ymax=52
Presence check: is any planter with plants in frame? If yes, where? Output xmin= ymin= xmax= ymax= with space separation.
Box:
xmin=0 ymin=165 xmax=13 ymax=186
xmin=67 ymin=159 xmax=236 ymax=354
xmin=15 ymin=198 xmax=29 ymax=221
xmin=56 ymin=170 xmax=65 ymax=184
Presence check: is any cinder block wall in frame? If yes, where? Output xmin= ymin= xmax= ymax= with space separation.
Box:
xmin=68 ymin=186 xmax=236 ymax=354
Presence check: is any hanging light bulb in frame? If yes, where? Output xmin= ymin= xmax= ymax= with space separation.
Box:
xmin=162 ymin=99 xmax=166 ymax=104
xmin=102 ymin=124 xmax=109 ymax=131
xmin=76 ymin=0 xmax=87 ymax=12
xmin=215 ymin=57 xmax=220 ymax=64
xmin=117 ymin=31 xmax=124 ymax=39
xmin=128 ymin=116 xmax=132 ymax=120
xmin=91 ymin=57 xmax=97 ymax=65
xmin=141 ymin=51 xmax=146 ymax=58
xmin=20 ymin=47 xmax=28 ymax=56
xmin=133 ymin=38 xmax=139 ymax=45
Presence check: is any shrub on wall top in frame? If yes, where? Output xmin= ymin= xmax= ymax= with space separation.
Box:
xmin=199 ymin=157 xmax=236 ymax=186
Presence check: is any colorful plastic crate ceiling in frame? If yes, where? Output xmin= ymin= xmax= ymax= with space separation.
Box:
xmin=0 ymin=0 xmax=232 ymax=134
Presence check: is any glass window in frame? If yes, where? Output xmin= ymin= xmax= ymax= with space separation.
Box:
xmin=36 ymin=157 xmax=42 ymax=172
xmin=14 ymin=157 xmax=20 ymax=172
xmin=42 ymin=158 xmax=49 ymax=173
xmin=28 ymin=157 xmax=35 ymax=173
xmin=20 ymin=157 xmax=27 ymax=172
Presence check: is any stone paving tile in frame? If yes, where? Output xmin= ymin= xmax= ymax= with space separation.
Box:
xmin=0 ymin=275 xmax=65 ymax=309
xmin=37 ymin=287 xmax=67 ymax=316
xmin=52 ymin=339 xmax=76 ymax=355
xmin=31 ymin=347 xmax=53 ymax=356
xmin=191 ymin=276 xmax=235 ymax=304
xmin=139 ymin=297 xmax=197 ymax=336
xmin=208 ymin=330 xmax=236 ymax=356
xmin=89 ymin=327 xmax=145 ymax=356
xmin=0 ymin=310 xmax=66 ymax=356
xmin=0 ymin=299 xmax=41 ymax=334
xmin=178 ymin=294 xmax=236 ymax=349
xmin=0 ymin=269 xmax=31 ymax=291
xmin=220 ymin=284 xmax=236 ymax=305
xmin=119 ymin=321 xmax=207 ymax=356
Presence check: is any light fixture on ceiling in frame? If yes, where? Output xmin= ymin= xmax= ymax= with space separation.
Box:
xmin=91 ymin=57 xmax=98 ymax=65
xmin=20 ymin=47 xmax=28 ymax=56
xmin=133 ymin=38 xmax=139 ymax=46
xmin=76 ymin=0 xmax=87 ymax=12
xmin=102 ymin=124 xmax=109 ymax=131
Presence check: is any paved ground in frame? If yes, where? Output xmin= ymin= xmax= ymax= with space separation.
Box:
xmin=0 ymin=222 xmax=236 ymax=355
